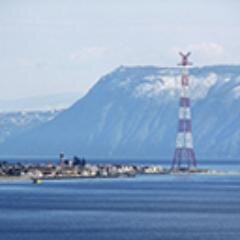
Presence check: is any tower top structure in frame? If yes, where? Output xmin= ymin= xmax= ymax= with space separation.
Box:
xmin=178 ymin=52 xmax=192 ymax=66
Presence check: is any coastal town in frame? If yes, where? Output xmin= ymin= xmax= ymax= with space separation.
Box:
xmin=0 ymin=155 xmax=167 ymax=182
xmin=0 ymin=154 xmax=229 ymax=183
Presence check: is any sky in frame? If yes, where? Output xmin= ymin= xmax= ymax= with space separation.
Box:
xmin=0 ymin=0 xmax=240 ymax=100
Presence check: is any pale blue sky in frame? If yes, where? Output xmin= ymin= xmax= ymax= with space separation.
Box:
xmin=0 ymin=0 xmax=239 ymax=100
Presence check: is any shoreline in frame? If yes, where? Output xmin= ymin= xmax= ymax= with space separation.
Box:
xmin=1 ymin=158 xmax=240 ymax=183
xmin=1 ymin=168 xmax=240 ymax=183
xmin=0 ymin=176 xmax=30 ymax=181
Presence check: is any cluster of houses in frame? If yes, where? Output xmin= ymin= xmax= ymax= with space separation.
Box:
xmin=0 ymin=157 xmax=166 ymax=180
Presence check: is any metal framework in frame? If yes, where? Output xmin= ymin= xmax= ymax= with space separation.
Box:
xmin=172 ymin=52 xmax=197 ymax=169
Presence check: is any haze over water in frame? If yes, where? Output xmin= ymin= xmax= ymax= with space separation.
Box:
xmin=1 ymin=162 xmax=240 ymax=240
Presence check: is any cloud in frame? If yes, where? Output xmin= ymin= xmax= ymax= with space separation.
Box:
xmin=17 ymin=58 xmax=35 ymax=67
xmin=188 ymin=42 xmax=224 ymax=58
xmin=17 ymin=58 xmax=49 ymax=70
xmin=69 ymin=47 xmax=109 ymax=62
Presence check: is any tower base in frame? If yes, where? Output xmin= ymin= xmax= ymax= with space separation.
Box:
xmin=171 ymin=148 xmax=197 ymax=170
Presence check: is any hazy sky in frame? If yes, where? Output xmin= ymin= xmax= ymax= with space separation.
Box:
xmin=0 ymin=0 xmax=240 ymax=100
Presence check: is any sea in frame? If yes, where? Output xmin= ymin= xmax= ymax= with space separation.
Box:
xmin=0 ymin=160 xmax=240 ymax=240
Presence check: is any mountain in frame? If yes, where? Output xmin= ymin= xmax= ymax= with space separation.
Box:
xmin=0 ymin=65 xmax=240 ymax=160
xmin=0 ymin=110 xmax=61 ymax=144
xmin=0 ymin=92 xmax=82 ymax=111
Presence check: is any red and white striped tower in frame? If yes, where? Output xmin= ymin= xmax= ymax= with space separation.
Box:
xmin=172 ymin=52 xmax=197 ymax=169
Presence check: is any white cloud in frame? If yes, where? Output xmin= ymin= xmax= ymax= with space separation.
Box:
xmin=188 ymin=42 xmax=224 ymax=58
xmin=69 ymin=47 xmax=109 ymax=62
xmin=17 ymin=58 xmax=35 ymax=67
xmin=17 ymin=58 xmax=49 ymax=70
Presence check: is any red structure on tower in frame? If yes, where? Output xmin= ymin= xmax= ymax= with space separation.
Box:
xmin=172 ymin=52 xmax=197 ymax=169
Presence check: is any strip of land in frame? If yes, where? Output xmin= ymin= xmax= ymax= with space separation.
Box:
xmin=0 ymin=160 xmax=166 ymax=181
xmin=0 ymin=159 xmax=239 ymax=182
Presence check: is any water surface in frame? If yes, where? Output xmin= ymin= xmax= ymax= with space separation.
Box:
xmin=0 ymin=163 xmax=240 ymax=240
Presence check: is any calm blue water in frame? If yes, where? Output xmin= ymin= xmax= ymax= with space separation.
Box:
xmin=0 ymin=163 xmax=240 ymax=240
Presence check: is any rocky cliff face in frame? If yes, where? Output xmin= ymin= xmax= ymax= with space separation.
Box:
xmin=0 ymin=65 xmax=240 ymax=160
